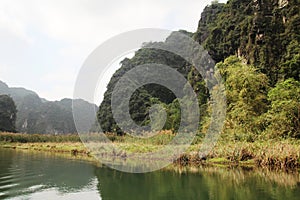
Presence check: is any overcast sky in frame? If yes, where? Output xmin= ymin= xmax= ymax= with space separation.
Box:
xmin=0 ymin=0 xmax=227 ymax=104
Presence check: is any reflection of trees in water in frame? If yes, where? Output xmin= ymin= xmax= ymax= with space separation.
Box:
xmin=0 ymin=149 xmax=18 ymax=199
xmin=0 ymin=149 xmax=14 ymax=199
xmin=0 ymin=149 xmax=14 ymax=174
xmin=191 ymin=166 xmax=300 ymax=188
xmin=194 ymin=166 xmax=300 ymax=200
xmin=0 ymin=149 xmax=96 ymax=198
xmin=1 ymin=149 xmax=299 ymax=200
xmin=95 ymin=165 xmax=300 ymax=200
xmin=95 ymin=167 xmax=210 ymax=200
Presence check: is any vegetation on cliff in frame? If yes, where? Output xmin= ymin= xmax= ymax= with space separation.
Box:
xmin=0 ymin=81 xmax=97 ymax=134
xmin=97 ymin=0 xmax=300 ymax=140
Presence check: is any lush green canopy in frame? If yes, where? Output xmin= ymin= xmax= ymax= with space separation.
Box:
xmin=97 ymin=0 xmax=300 ymax=140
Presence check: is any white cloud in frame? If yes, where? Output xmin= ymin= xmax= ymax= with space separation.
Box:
xmin=0 ymin=0 xmax=217 ymax=46
xmin=0 ymin=64 xmax=10 ymax=79
xmin=0 ymin=0 xmax=33 ymax=44
xmin=0 ymin=0 xmax=227 ymax=102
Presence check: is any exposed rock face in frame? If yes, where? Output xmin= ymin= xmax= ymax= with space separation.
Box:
xmin=97 ymin=0 xmax=299 ymax=134
xmin=194 ymin=3 xmax=224 ymax=43
xmin=194 ymin=0 xmax=299 ymax=84
xmin=0 ymin=81 xmax=97 ymax=134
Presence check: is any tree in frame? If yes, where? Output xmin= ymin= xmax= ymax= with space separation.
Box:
xmin=0 ymin=95 xmax=17 ymax=132
xmin=264 ymin=79 xmax=300 ymax=138
xmin=281 ymin=40 xmax=300 ymax=81
xmin=216 ymin=56 xmax=269 ymax=140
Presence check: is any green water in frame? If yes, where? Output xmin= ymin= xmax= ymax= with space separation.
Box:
xmin=0 ymin=149 xmax=299 ymax=200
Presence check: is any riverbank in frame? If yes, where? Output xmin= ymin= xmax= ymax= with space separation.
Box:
xmin=0 ymin=132 xmax=299 ymax=171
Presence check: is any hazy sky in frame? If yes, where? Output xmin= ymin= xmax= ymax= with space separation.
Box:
xmin=0 ymin=0 xmax=227 ymax=104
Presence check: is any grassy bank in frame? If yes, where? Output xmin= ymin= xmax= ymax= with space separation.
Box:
xmin=0 ymin=132 xmax=81 ymax=143
xmin=0 ymin=132 xmax=299 ymax=170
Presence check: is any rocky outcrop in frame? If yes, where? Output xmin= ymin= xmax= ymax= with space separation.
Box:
xmin=0 ymin=81 xmax=97 ymax=134
xmin=194 ymin=0 xmax=299 ymax=84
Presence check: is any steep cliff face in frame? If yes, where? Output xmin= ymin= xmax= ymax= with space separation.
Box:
xmin=194 ymin=3 xmax=224 ymax=44
xmin=97 ymin=0 xmax=299 ymax=134
xmin=0 ymin=81 xmax=97 ymax=134
xmin=97 ymin=32 xmax=199 ymax=134
xmin=194 ymin=0 xmax=300 ymax=84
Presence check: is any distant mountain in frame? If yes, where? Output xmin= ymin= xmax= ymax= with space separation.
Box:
xmin=0 ymin=81 xmax=97 ymax=134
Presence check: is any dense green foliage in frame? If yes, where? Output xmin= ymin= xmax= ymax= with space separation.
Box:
xmin=264 ymin=78 xmax=300 ymax=138
xmin=97 ymin=31 xmax=207 ymax=134
xmin=0 ymin=95 xmax=17 ymax=132
xmin=209 ymin=56 xmax=299 ymax=140
xmin=0 ymin=132 xmax=81 ymax=143
xmin=0 ymin=81 xmax=97 ymax=134
xmin=97 ymin=0 xmax=299 ymax=141
xmin=216 ymin=56 xmax=269 ymax=141
xmin=194 ymin=0 xmax=300 ymax=85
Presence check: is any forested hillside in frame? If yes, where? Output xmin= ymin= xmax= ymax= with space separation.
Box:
xmin=0 ymin=95 xmax=17 ymax=132
xmin=97 ymin=0 xmax=299 ymax=139
xmin=0 ymin=81 xmax=97 ymax=134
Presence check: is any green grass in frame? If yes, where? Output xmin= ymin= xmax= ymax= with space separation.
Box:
xmin=1 ymin=132 xmax=299 ymax=170
xmin=0 ymin=141 xmax=87 ymax=154
xmin=0 ymin=132 xmax=81 ymax=143
xmin=208 ymin=157 xmax=231 ymax=164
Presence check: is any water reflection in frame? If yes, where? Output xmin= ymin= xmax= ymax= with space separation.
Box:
xmin=0 ymin=149 xmax=299 ymax=200
xmin=0 ymin=149 xmax=100 ymax=199
xmin=95 ymin=166 xmax=300 ymax=200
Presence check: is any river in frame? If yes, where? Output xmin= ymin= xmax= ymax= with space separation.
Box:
xmin=0 ymin=148 xmax=299 ymax=199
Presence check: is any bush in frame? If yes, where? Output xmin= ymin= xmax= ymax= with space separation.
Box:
xmin=0 ymin=132 xmax=81 ymax=143
xmin=263 ymin=79 xmax=300 ymax=138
